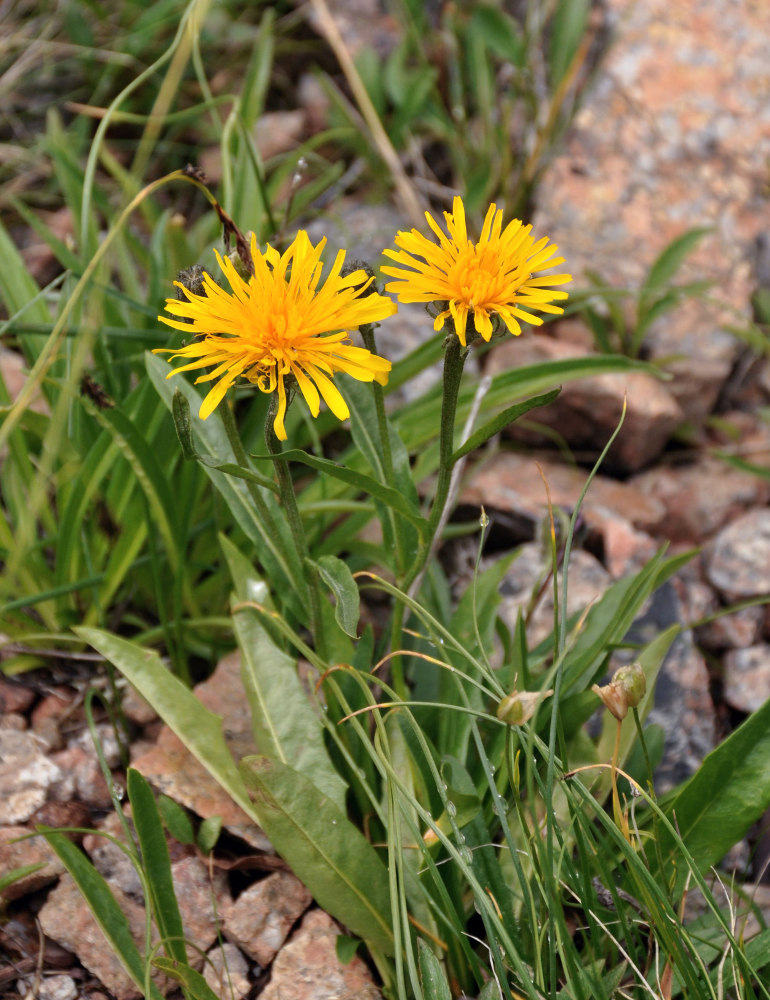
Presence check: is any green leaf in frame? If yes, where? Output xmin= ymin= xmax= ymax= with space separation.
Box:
xmin=312 ymin=555 xmax=360 ymax=638
xmin=127 ymin=769 xmax=187 ymax=965
xmin=240 ymin=755 xmax=394 ymax=955
xmin=221 ymin=536 xmax=348 ymax=812
xmin=639 ymin=227 xmax=711 ymax=313
xmin=715 ymin=450 xmax=770 ymax=482
xmin=196 ymin=816 xmax=222 ymax=855
xmin=82 ymin=402 xmax=180 ymax=574
xmin=478 ymin=980 xmax=502 ymax=1000
xmin=171 ymin=389 xmax=198 ymax=460
xmin=157 ymin=795 xmax=195 ymax=847
xmin=73 ymin=627 xmax=258 ymax=824
xmin=172 ymin=390 xmax=278 ymax=492
xmin=152 ymin=958 xmax=221 ymax=1000
xmin=254 ymin=448 xmax=429 ymax=539
xmin=335 ymin=935 xmax=363 ymax=964
xmin=146 ymin=353 xmax=300 ymax=599
xmin=451 ymin=388 xmax=560 ymax=462
xmin=548 ymin=0 xmax=591 ymax=87
xmin=418 ymin=938 xmax=452 ymax=1000
xmin=470 ymin=5 xmax=524 ymax=64
xmin=0 ymin=863 xmax=46 ymax=895
xmin=40 ymin=831 xmax=164 ymax=1000
xmin=657 ymin=694 xmax=770 ymax=893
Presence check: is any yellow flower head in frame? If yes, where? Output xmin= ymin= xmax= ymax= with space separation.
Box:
xmin=155 ymin=231 xmax=396 ymax=440
xmin=381 ymin=196 xmax=571 ymax=347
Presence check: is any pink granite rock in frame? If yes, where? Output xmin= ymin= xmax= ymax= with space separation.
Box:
xmin=259 ymin=910 xmax=381 ymax=1000
xmin=224 ymin=870 xmax=312 ymax=966
xmin=486 ymin=335 xmax=683 ymax=472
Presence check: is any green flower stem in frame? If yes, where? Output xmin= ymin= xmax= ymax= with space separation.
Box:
xmin=359 ymin=323 xmax=406 ymax=577
xmin=219 ymin=397 xmax=279 ymax=533
xmin=219 ymin=398 xmax=305 ymax=608
xmin=264 ymin=395 xmax=324 ymax=655
xmin=426 ymin=334 xmax=467 ymax=539
xmin=389 ymin=332 xmax=467 ymax=696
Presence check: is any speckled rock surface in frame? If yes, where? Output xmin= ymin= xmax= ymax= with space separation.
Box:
xmin=704 ymin=508 xmax=770 ymax=602
xmin=0 ymin=730 xmax=62 ymax=825
xmin=259 ymin=909 xmax=382 ymax=1000
xmin=724 ymin=645 xmax=770 ymax=715
xmin=534 ymin=0 xmax=769 ymax=329
xmin=224 ymin=870 xmax=312 ymax=967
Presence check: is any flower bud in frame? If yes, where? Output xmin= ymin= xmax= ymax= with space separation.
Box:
xmin=592 ymin=663 xmax=646 ymax=721
xmin=176 ymin=264 xmax=211 ymax=300
xmin=497 ymin=688 xmax=553 ymax=726
xmin=341 ymin=258 xmax=378 ymax=296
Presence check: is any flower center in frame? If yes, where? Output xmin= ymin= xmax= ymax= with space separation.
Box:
xmin=448 ymin=248 xmax=499 ymax=307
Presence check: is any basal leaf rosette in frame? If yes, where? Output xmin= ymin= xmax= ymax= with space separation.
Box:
xmin=382 ymin=196 xmax=571 ymax=347
xmin=155 ymin=231 xmax=396 ymax=439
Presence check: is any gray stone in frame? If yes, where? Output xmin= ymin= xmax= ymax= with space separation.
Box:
xmin=497 ymin=544 xmax=612 ymax=650
xmin=49 ymin=746 xmax=112 ymax=809
xmin=203 ymin=943 xmax=251 ymax=1000
xmin=695 ymin=605 xmax=764 ymax=652
xmin=37 ymin=975 xmax=78 ymax=1000
xmin=462 ymin=450 xmax=666 ymax=539
xmin=73 ymin=723 xmax=122 ymax=769
xmin=0 ymin=730 xmax=62 ymax=824
xmin=705 ymin=508 xmax=770 ymax=602
xmin=623 ymin=581 xmax=716 ymax=793
xmin=82 ymin=812 xmax=144 ymax=900
xmin=172 ymin=854 xmax=231 ymax=956
xmin=631 ymin=458 xmax=770 ymax=544
xmin=724 ymin=645 xmax=770 ymax=715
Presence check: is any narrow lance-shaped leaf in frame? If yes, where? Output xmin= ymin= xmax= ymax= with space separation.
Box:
xmin=240 ymin=756 xmax=394 ymax=955
xmin=418 ymin=939 xmax=453 ymax=1000
xmin=253 ymin=448 xmax=429 ymax=537
xmin=656 ymin=694 xmax=770 ymax=894
xmin=127 ymin=768 xmax=187 ymax=966
xmin=222 ymin=536 xmax=348 ymax=812
xmin=451 ymin=388 xmax=560 ymax=462
xmin=41 ymin=831 xmax=164 ymax=1000
xmin=73 ymin=627 xmax=258 ymax=824
xmin=172 ymin=390 xmax=278 ymax=493
xmin=638 ymin=226 xmax=711 ymax=316
xmin=152 ymin=959 xmax=221 ymax=1000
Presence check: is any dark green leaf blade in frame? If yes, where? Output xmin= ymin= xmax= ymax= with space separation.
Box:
xmin=152 ymin=958 xmax=221 ymax=1000
xmin=253 ymin=448 xmax=429 ymax=538
xmin=240 ymin=755 xmax=394 ymax=955
xmin=41 ymin=831 xmax=164 ymax=1000
xmin=639 ymin=227 xmax=711 ymax=310
xmin=127 ymin=768 xmax=187 ymax=965
xmin=418 ymin=938 xmax=452 ymax=1000
xmin=222 ymin=536 xmax=348 ymax=812
xmin=313 ymin=554 xmax=360 ymax=638
xmin=657 ymin=695 xmax=770 ymax=892
xmin=451 ymin=388 xmax=561 ymax=462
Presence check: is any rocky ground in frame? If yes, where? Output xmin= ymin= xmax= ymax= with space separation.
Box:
xmin=2 ymin=0 xmax=770 ymax=997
